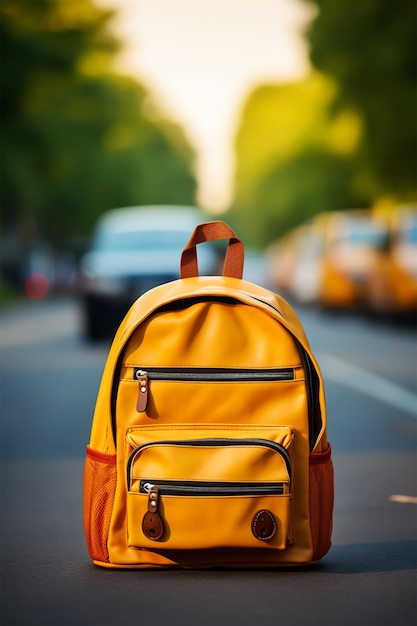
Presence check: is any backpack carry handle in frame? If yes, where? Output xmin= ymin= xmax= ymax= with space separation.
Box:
xmin=180 ymin=221 xmax=244 ymax=279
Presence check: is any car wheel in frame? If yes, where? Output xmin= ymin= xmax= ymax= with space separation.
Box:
xmin=83 ymin=298 xmax=106 ymax=341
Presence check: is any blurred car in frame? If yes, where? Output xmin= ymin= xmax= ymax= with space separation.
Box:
xmin=267 ymin=226 xmax=310 ymax=296
xmin=78 ymin=205 xmax=218 ymax=340
xmin=268 ymin=217 xmax=330 ymax=305
xmin=287 ymin=223 xmax=324 ymax=305
xmin=268 ymin=210 xmax=390 ymax=309
xmin=317 ymin=210 xmax=390 ymax=309
xmin=365 ymin=206 xmax=417 ymax=315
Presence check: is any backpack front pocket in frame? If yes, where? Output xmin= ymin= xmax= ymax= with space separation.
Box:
xmin=125 ymin=425 xmax=294 ymax=551
xmin=131 ymin=366 xmax=297 ymax=413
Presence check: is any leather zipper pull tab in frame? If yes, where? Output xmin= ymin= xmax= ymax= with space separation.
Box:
xmin=136 ymin=369 xmax=148 ymax=412
xmin=142 ymin=485 xmax=164 ymax=540
xmin=147 ymin=485 xmax=159 ymax=511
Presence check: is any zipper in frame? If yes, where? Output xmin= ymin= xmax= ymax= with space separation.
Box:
xmin=140 ymin=479 xmax=285 ymax=496
xmin=127 ymin=437 xmax=292 ymax=488
xmin=134 ymin=367 xmax=294 ymax=382
xmin=134 ymin=366 xmax=295 ymax=412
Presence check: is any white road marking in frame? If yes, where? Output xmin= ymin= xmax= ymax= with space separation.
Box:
xmin=389 ymin=494 xmax=417 ymax=504
xmin=319 ymin=353 xmax=417 ymax=418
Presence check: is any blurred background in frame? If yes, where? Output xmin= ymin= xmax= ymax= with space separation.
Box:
xmin=0 ymin=0 xmax=416 ymax=324
xmin=1 ymin=5 xmax=416 ymax=623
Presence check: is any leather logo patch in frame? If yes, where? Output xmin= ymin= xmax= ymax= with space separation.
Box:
xmin=142 ymin=511 xmax=164 ymax=541
xmin=252 ymin=509 xmax=277 ymax=541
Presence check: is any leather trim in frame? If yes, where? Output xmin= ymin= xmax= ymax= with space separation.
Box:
xmin=86 ymin=445 xmax=116 ymax=465
xmin=309 ymin=443 xmax=332 ymax=464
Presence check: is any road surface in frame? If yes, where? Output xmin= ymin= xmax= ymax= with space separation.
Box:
xmin=0 ymin=297 xmax=416 ymax=626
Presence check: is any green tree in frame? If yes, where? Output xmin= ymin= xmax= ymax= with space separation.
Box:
xmin=0 ymin=0 xmax=197 ymax=249
xmin=250 ymin=148 xmax=360 ymax=245
xmin=305 ymin=0 xmax=417 ymax=200
xmin=230 ymin=73 xmax=366 ymax=246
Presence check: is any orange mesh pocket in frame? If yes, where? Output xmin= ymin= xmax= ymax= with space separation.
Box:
xmin=83 ymin=446 xmax=117 ymax=563
xmin=309 ymin=444 xmax=334 ymax=561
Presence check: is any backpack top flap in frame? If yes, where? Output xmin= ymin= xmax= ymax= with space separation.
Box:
xmin=88 ymin=221 xmax=327 ymax=456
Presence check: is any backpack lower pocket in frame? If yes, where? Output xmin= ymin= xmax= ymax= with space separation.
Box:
xmin=125 ymin=425 xmax=294 ymax=551
xmin=309 ymin=444 xmax=334 ymax=560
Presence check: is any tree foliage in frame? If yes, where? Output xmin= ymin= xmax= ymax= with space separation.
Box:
xmin=230 ymin=0 xmax=416 ymax=247
xmin=230 ymin=74 xmax=365 ymax=246
xmin=306 ymin=0 xmax=417 ymax=200
xmin=0 ymin=0 xmax=197 ymax=247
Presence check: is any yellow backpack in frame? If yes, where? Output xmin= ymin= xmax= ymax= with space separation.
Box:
xmin=83 ymin=221 xmax=333 ymax=568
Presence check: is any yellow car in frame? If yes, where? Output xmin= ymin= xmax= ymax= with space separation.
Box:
xmin=365 ymin=207 xmax=417 ymax=315
xmin=317 ymin=210 xmax=390 ymax=309
xmin=271 ymin=210 xmax=389 ymax=309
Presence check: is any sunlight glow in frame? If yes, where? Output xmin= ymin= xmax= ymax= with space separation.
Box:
xmin=95 ymin=0 xmax=314 ymax=211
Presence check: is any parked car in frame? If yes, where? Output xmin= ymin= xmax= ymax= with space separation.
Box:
xmin=268 ymin=209 xmax=390 ymax=309
xmin=78 ymin=206 xmax=218 ymax=339
xmin=267 ymin=225 xmax=312 ymax=297
xmin=317 ymin=210 xmax=390 ymax=309
xmin=365 ymin=206 xmax=417 ymax=315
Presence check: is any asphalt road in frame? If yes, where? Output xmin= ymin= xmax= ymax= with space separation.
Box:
xmin=0 ymin=296 xmax=416 ymax=626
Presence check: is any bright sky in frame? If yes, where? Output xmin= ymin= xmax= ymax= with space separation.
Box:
xmin=95 ymin=0 xmax=314 ymax=212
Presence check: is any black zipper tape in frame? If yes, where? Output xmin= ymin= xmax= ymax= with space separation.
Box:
xmin=133 ymin=367 xmax=295 ymax=382
xmin=139 ymin=479 xmax=285 ymax=496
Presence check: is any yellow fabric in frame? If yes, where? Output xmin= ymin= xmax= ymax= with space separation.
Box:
xmin=85 ymin=275 xmax=330 ymax=568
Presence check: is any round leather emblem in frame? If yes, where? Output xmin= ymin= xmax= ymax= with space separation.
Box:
xmin=252 ymin=509 xmax=276 ymax=541
xmin=142 ymin=511 xmax=164 ymax=541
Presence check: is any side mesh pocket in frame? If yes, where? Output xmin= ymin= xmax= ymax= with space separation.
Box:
xmin=309 ymin=444 xmax=334 ymax=561
xmin=83 ymin=445 xmax=117 ymax=563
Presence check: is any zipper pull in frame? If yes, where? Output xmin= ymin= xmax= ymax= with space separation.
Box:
xmin=136 ymin=369 xmax=148 ymax=412
xmin=142 ymin=485 xmax=164 ymax=541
